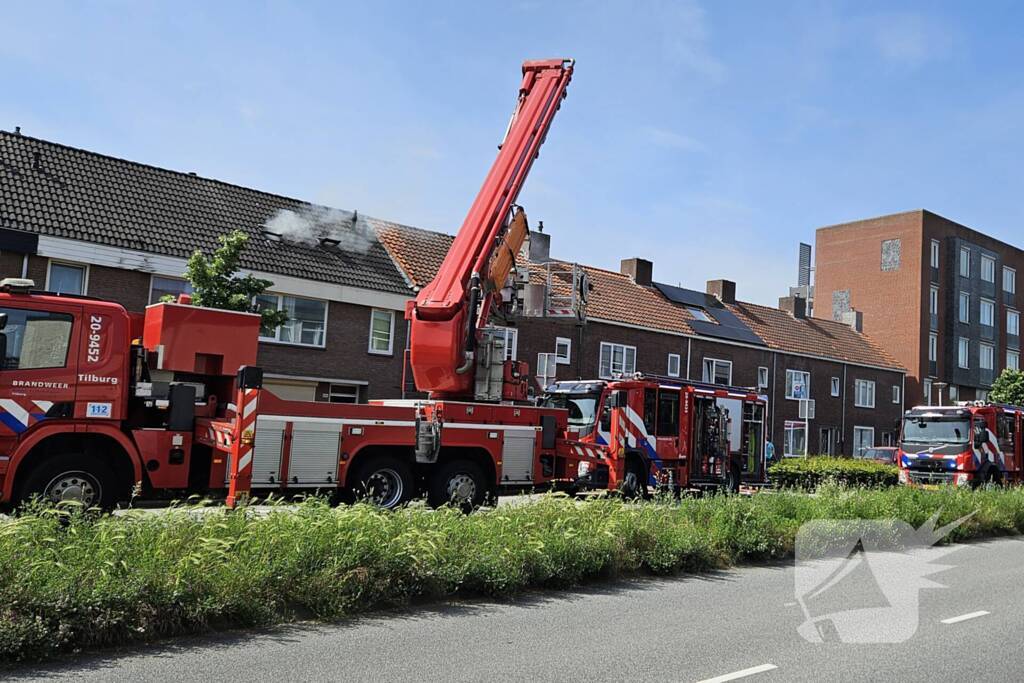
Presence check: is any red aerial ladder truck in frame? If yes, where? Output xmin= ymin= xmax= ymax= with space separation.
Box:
xmin=0 ymin=58 xmax=766 ymax=511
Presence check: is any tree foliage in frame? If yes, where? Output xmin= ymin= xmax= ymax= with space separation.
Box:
xmin=169 ymin=230 xmax=288 ymax=329
xmin=989 ymin=368 xmax=1024 ymax=406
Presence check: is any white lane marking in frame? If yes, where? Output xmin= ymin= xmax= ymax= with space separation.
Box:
xmin=697 ymin=663 xmax=778 ymax=683
xmin=941 ymin=610 xmax=990 ymax=625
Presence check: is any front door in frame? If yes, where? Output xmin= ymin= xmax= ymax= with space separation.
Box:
xmin=819 ymin=427 xmax=838 ymax=456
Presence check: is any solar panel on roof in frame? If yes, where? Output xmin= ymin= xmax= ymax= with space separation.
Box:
xmin=654 ymin=282 xmax=766 ymax=346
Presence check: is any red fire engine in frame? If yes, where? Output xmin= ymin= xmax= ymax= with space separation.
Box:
xmin=0 ymin=58 xmax=767 ymax=510
xmin=898 ymin=402 xmax=1024 ymax=488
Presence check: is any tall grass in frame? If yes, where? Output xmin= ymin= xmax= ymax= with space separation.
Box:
xmin=2 ymin=485 xmax=1023 ymax=663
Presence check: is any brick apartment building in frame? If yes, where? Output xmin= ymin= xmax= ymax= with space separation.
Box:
xmin=815 ymin=210 xmax=1023 ymax=407
xmin=1 ymin=130 xmax=906 ymax=456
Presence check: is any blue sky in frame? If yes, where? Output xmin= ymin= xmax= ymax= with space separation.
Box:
xmin=4 ymin=1 xmax=1024 ymax=305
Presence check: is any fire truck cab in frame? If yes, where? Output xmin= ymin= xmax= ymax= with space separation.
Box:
xmin=540 ymin=376 xmax=769 ymax=495
xmin=898 ymin=403 xmax=1024 ymax=488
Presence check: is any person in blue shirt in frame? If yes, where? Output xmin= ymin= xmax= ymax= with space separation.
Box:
xmin=765 ymin=440 xmax=777 ymax=467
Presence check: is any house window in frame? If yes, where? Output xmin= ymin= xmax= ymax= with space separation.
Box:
xmin=702 ymin=358 xmax=732 ymax=385
xmin=959 ymin=292 xmax=970 ymax=323
xmin=1005 ymin=267 xmax=1017 ymax=294
xmin=854 ymin=379 xmax=876 ymax=408
xmin=930 ymin=240 xmax=940 ymax=268
xmin=667 ymin=353 xmax=681 ymax=377
xmin=923 ymin=378 xmax=933 ymax=405
xmin=327 ymin=383 xmax=360 ymax=404
xmin=784 ymin=422 xmax=807 ymax=457
xmin=536 ymin=353 xmax=558 ymax=388
xmin=757 ymin=366 xmax=769 ymax=389
xmin=1008 ymin=350 xmax=1020 ymax=371
xmin=485 ymin=326 xmax=518 ymax=360
xmin=599 ymin=342 xmax=636 ymax=379
xmin=981 ymin=255 xmax=996 ymax=283
xmin=959 ymin=247 xmax=971 ymax=278
xmin=830 ymin=376 xmax=840 ymax=397
xmin=981 ymin=343 xmax=995 ymax=371
xmin=255 ymin=294 xmax=327 ymax=347
xmin=978 ymin=390 xmax=989 ymax=402
xmin=686 ymin=306 xmax=714 ymax=323
xmin=958 ymin=337 xmax=970 ymax=369
xmin=368 ymin=309 xmax=395 ymax=355
xmin=949 ymin=385 xmax=959 ymax=402
xmin=149 ymin=275 xmax=192 ymax=304
xmin=929 ymin=286 xmax=939 ymax=316
xmin=892 ymin=385 xmax=901 ymax=404
xmin=929 ymin=333 xmax=938 ymax=362
xmin=980 ymin=298 xmax=995 ymax=327
xmin=46 ymin=261 xmax=87 ymax=295
xmin=853 ymin=426 xmax=875 ymax=457
xmin=1009 ymin=310 xmax=1020 ymax=336
xmin=554 ymin=337 xmax=571 ymax=365
xmin=786 ymin=369 xmax=810 ymax=400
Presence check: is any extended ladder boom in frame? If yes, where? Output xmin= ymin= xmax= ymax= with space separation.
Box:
xmin=408 ymin=58 xmax=574 ymax=398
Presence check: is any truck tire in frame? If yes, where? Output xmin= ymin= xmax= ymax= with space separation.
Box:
xmin=619 ymin=458 xmax=648 ymax=500
xmin=350 ymin=456 xmax=414 ymax=509
xmin=19 ymin=454 xmax=121 ymax=510
xmin=723 ymin=463 xmax=741 ymax=495
xmin=427 ymin=460 xmax=487 ymax=512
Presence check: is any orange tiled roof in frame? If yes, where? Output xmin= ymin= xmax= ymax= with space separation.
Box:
xmin=375 ymin=222 xmax=903 ymax=371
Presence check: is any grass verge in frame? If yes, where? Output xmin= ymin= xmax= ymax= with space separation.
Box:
xmin=3 ymin=485 xmax=1023 ymax=663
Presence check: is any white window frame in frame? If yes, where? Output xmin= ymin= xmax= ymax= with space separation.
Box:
xmin=784 ymin=422 xmax=808 ymax=458
xmin=485 ymin=326 xmax=518 ymax=361
xmin=598 ymin=342 xmax=637 ymax=379
xmin=757 ymin=366 xmax=769 ymax=389
xmin=1009 ymin=309 xmax=1020 ymax=337
xmin=853 ymin=426 xmax=875 ymax=457
xmin=702 ymin=357 xmax=733 ymax=385
xmin=536 ymin=352 xmax=558 ymax=387
xmin=830 ymin=376 xmax=840 ymax=397
xmin=958 ymin=337 xmax=970 ymax=369
xmin=930 ymin=239 xmax=940 ymax=268
xmin=256 ymin=293 xmax=329 ymax=348
xmin=980 ymin=298 xmax=995 ymax=327
xmin=45 ymin=260 xmax=89 ymax=295
xmin=959 ymin=292 xmax=970 ymax=323
xmin=326 ymin=383 xmax=360 ymax=404
xmin=786 ymin=369 xmax=811 ymax=400
xmin=892 ymin=385 xmax=901 ymax=404
xmin=368 ymin=308 xmax=396 ymax=355
xmin=980 ymin=342 xmax=995 ymax=371
xmin=667 ymin=353 xmax=681 ymax=377
xmin=854 ymin=379 xmax=876 ymax=408
xmin=923 ymin=378 xmax=933 ymax=406
xmin=981 ymin=254 xmax=996 ymax=283
xmin=960 ymin=247 xmax=971 ymax=278
xmin=929 ymin=333 xmax=938 ymax=362
xmin=554 ymin=336 xmax=572 ymax=365
xmin=1009 ymin=350 xmax=1020 ymax=371
xmin=929 ymin=286 xmax=939 ymax=316
xmin=1005 ymin=266 xmax=1017 ymax=294
xmin=950 ymin=385 xmax=959 ymax=402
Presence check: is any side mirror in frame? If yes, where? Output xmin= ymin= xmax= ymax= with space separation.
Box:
xmin=599 ymin=406 xmax=612 ymax=432
xmin=607 ymin=390 xmax=626 ymax=408
xmin=974 ymin=431 xmax=986 ymax=448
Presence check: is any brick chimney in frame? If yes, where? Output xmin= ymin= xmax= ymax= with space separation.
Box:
xmin=779 ymin=295 xmax=807 ymax=319
xmin=620 ymin=258 xmax=653 ymax=287
xmin=842 ymin=310 xmax=863 ymax=333
xmin=706 ymin=279 xmax=736 ymax=304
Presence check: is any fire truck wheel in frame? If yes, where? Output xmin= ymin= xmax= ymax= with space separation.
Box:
xmin=723 ymin=464 xmax=741 ymax=494
xmin=20 ymin=454 xmax=119 ymax=510
xmin=619 ymin=459 xmax=648 ymax=500
xmin=427 ymin=460 xmax=487 ymax=512
xmin=350 ymin=456 xmax=414 ymax=509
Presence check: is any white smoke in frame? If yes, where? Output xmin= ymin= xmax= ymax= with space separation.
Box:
xmin=264 ymin=205 xmax=376 ymax=253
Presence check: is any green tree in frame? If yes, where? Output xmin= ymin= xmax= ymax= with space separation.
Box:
xmin=989 ymin=368 xmax=1024 ymax=406
xmin=167 ymin=230 xmax=288 ymax=330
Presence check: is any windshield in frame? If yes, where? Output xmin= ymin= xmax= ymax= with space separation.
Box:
xmin=538 ymin=392 xmax=600 ymax=429
xmin=901 ymin=417 xmax=969 ymax=445
xmin=858 ymin=448 xmax=888 ymax=460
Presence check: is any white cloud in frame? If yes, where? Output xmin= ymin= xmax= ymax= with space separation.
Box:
xmin=643 ymin=126 xmax=705 ymax=152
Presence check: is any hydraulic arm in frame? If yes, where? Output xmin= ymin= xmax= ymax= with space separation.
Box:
xmin=408 ymin=58 xmax=574 ymax=399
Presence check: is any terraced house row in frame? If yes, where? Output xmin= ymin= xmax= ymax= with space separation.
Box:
xmin=0 ymin=129 xmax=906 ymax=456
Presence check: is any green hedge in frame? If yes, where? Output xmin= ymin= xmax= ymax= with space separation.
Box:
xmin=2 ymin=485 xmax=1022 ymax=663
xmin=770 ymin=456 xmax=899 ymax=490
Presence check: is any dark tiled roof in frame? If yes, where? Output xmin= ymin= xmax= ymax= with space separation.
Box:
xmin=377 ymin=221 xmax=904 ymax=371
xmin=0 ymin=131 xmax=412 ymax=295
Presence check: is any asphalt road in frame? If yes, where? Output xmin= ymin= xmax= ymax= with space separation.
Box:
xmin=8 ymin=535 xmax=1024 ymax=682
